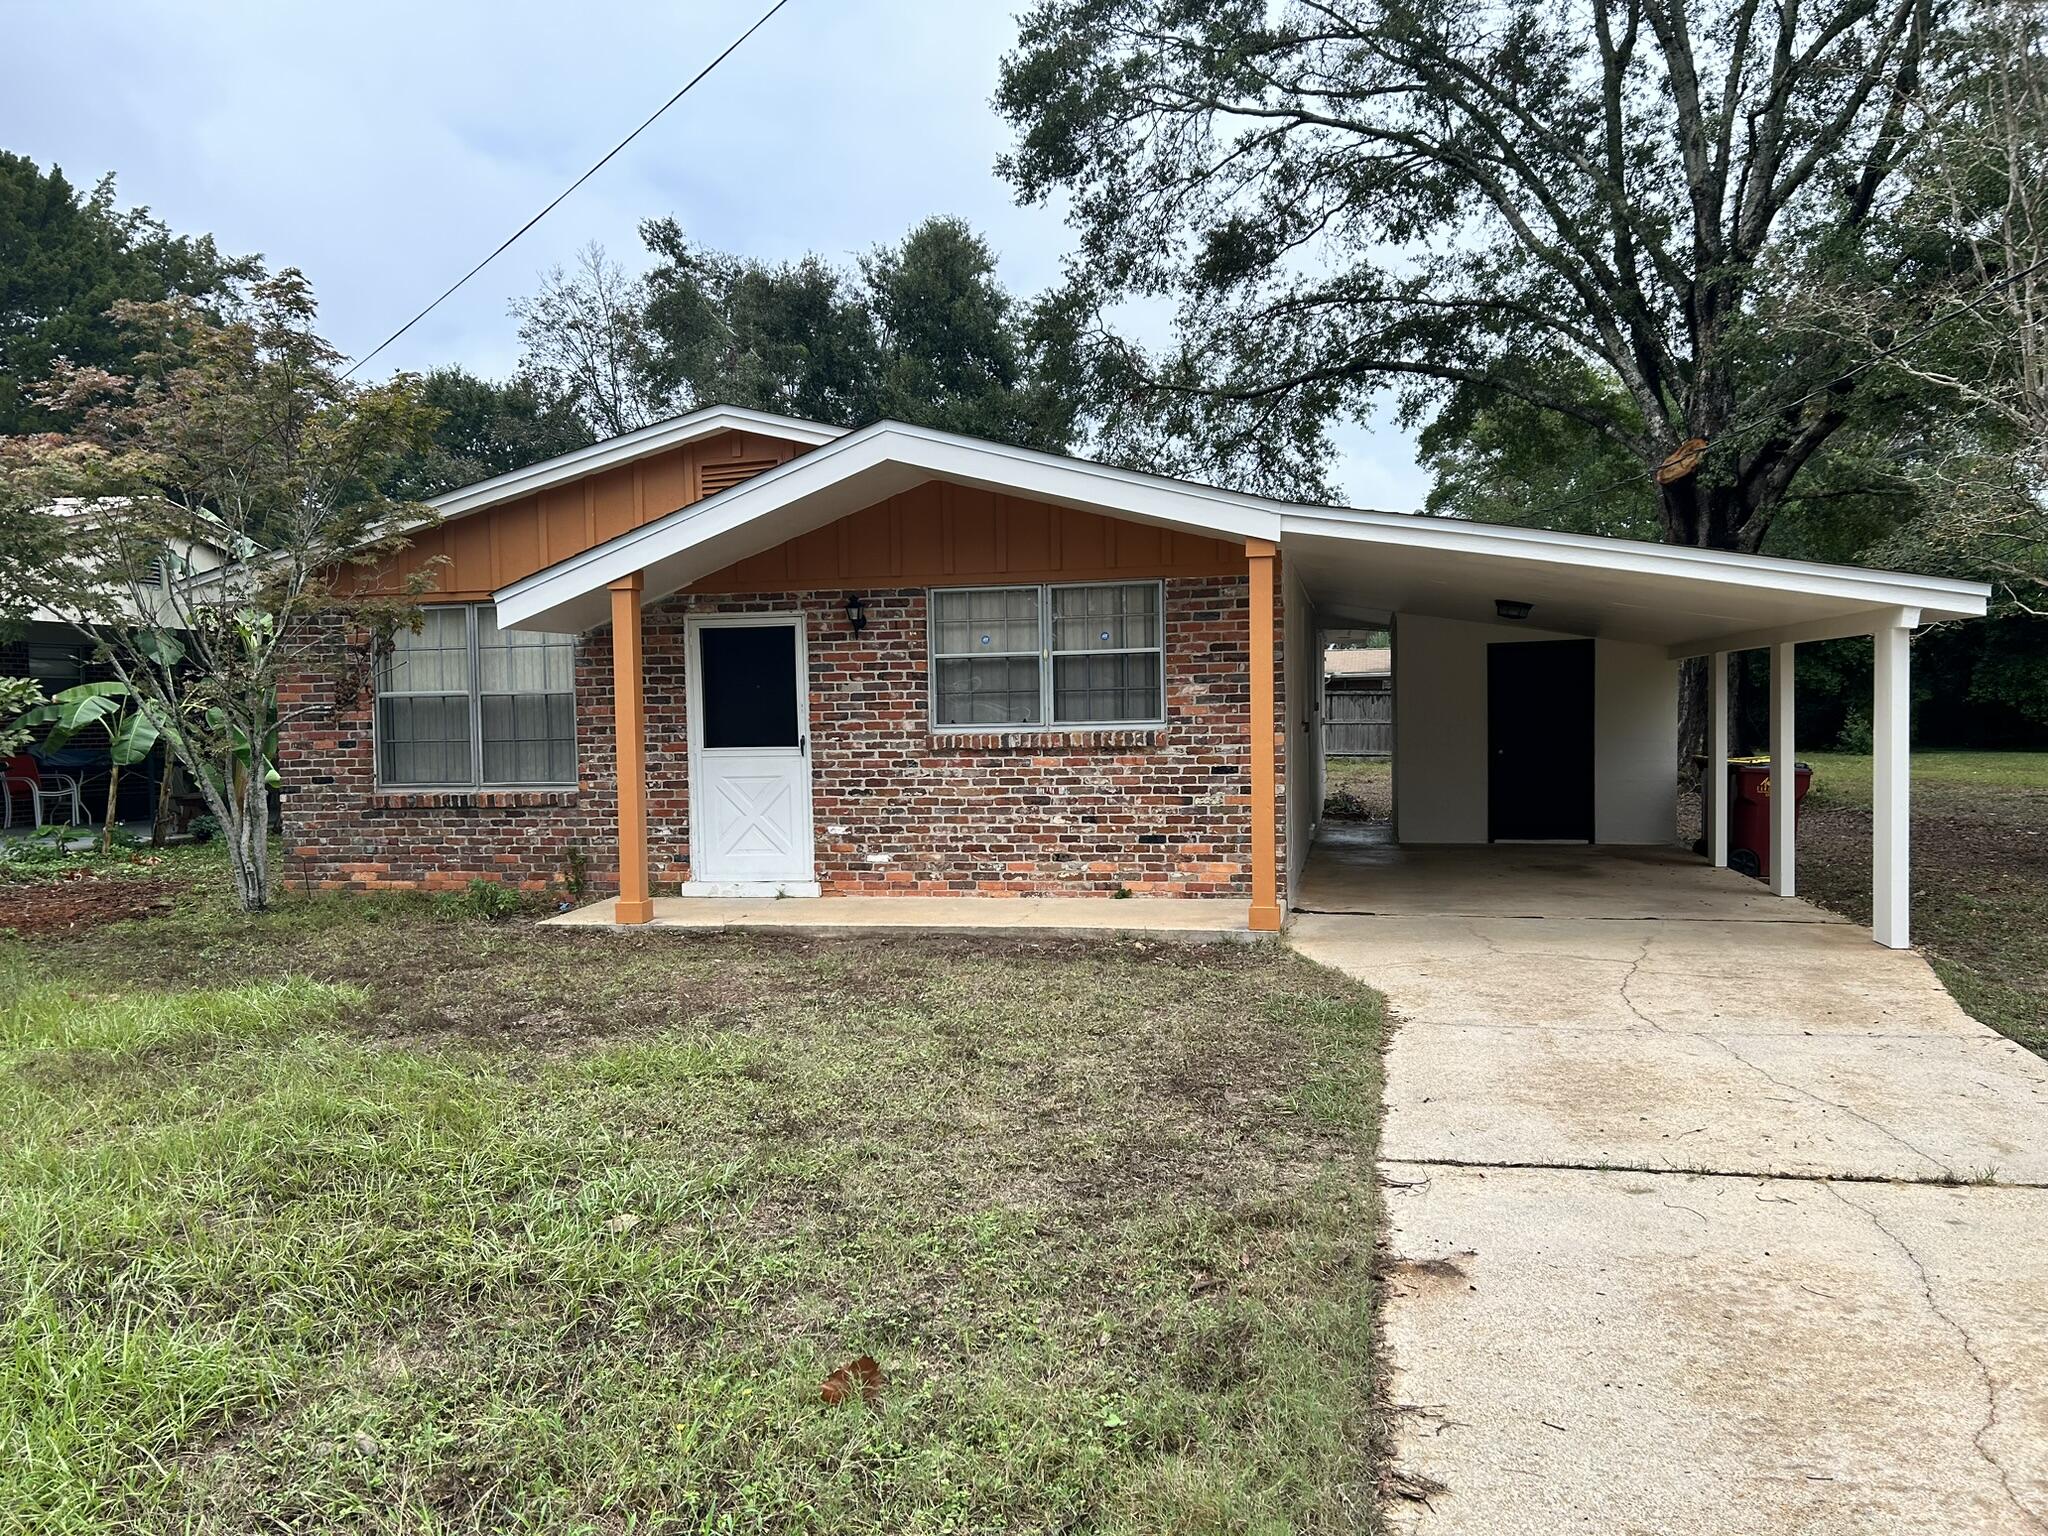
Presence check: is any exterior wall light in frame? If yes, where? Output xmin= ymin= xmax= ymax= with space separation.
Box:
xmin=1495 ymin=599 xmax=1534 ymax=621
xmin=845 ymin=593 xmax=868 ymax=633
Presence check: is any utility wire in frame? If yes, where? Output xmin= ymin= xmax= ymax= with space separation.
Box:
xmin=341 ymin=0 xmax=794 ymax=380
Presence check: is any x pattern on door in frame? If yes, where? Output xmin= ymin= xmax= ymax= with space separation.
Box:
xmin=711 ymin=773 xmax=800 ymax=860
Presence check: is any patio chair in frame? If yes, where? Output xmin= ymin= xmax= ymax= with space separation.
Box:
xmin=2 ymin=754 xmax=84 ymax=830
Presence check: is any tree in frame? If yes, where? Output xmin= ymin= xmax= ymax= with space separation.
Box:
xmin=638 ymin=218 xmax=881 ymax=426
xmin=1 ymin=270 xmax=436 ymax=910
xmin=999 ymin=0 xmax=1957 ymax=750
xmin=1842 ymin=0 xmax=2048 ymax=615
xmin=861 ymin=216 xmax=1080 ymax=451
xmin=512 ymin=243 xmax=664 ymax=438
xmin=0 ymin=153 xmax=255 ymax=435
xmin=382 ymin=366 xmax=596 ymax=500
xmin=512 ymin=217 xmax=1081 ymax=453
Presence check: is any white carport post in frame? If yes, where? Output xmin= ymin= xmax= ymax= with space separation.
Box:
xmin=1769 ymin=641 xmax=1796 ymax=897
xmin=1707 ymin=651 xmax=1730 ymax=867
xmin=1872 ymin=623 xmax=1911 ymax=948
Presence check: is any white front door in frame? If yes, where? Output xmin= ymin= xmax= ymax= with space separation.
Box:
xmin=685 ymin=614 xmax=817 ymax=894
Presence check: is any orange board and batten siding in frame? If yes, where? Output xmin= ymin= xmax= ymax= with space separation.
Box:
xmin=338 ymin=429 xmax=804 ymax=601
xmin=340 ymin=428 xmax=1245 ymax=605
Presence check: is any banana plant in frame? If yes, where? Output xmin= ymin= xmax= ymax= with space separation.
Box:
xmin=19 ymin=680 xmax=171 ymax=851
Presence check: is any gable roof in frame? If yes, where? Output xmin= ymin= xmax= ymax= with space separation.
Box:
xmin=427 ymin=404 xmax=846 ymax=522
xmin=488 ymin=414 xmax=1989 ymax=652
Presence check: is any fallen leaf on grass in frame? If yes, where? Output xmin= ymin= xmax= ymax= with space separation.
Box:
xmin=820 ymin=1355 xmax=885 ymax=1410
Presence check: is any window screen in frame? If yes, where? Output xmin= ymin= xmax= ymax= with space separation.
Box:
xmin=477 ymin=608 xmax=576 ymax=783
xmin=932 ymin=587 xmax=1043 ymax=726
xmin=377 ymin=605 xmax=578 ymax=787
xmin=698 ymin=624 xmax=800 ymax=749
xmin=1051 ymin=583 xmax=1162 ymax=723
xmin=929 ymin=582 xmax=1164 ymax=728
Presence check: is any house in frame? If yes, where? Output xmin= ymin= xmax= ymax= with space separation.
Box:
xmin=277 ymin=405 xmax=1987 ymax=946
xmin=3 ymin=502 xmax=229 ymax=829
xmin=1323 ymin=643 xmax=1392 ymax=757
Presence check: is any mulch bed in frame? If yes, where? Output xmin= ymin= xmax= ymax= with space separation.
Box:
xmin=0 ymin=875 xmax=181 ymax=936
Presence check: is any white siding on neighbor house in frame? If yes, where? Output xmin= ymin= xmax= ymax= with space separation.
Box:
xmin=1284 ymin=564 xmax=1321 ymax=898
xmin=1391 ymin=612 xmax=1676 ymax=845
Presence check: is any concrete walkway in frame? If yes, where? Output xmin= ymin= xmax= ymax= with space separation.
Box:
xmin=1290 ymin=840 xmax=2048 ymax=1535
xmin=543 ymin=893 xmax=1252 ymax=942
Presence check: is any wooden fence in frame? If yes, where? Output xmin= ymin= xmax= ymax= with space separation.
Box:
xmin=1324 ymin=688 xmax=1392 ymax=756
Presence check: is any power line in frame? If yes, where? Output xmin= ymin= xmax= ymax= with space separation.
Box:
xmin=341 ymin=0 xmax=795 ymax=381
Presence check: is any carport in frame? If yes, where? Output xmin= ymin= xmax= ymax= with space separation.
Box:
xmin=1275 ymin=511 xmax=1989 ymax=948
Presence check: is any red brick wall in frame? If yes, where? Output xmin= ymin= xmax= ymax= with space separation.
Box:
xmin=277 ymin=574 xmax=1287 ymax=902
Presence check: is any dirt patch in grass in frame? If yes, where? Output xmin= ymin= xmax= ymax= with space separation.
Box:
xmin=0 ymin=873 xmax=181 ymax=935
xmin=1 ymin=860 xmax=1389 ymax=1534
xmin=1324 ymin=756 xmax=1393 ymax=823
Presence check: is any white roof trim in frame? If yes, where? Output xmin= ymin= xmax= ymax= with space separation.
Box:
xmin=490 ymin=414 xmax=1990 ymax=638
xmin=428 ymin=404 xmax=846 ymax=521
xmin=1280 ymin=510 xmax=1987 ymax=613
xmin=493 ymin=420 xmax=1284 ymax=630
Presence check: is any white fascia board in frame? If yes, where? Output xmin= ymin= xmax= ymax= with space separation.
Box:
xmin=1280 ymin=511 xmax=1991 ymax=618
xmin=494 ymin=422 xmax=1285 ymax=630
xmin=428 ymin=405 xmax=846 ymax=522
xmin=1666 ymin=606 xmax=1923 ymax=660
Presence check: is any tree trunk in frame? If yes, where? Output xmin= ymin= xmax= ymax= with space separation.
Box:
xmin=230 ymin=750 xmax=270 ymax=912
xmin=151 ymin=751 xmax=174 ymax=848
xmin=101 ymin=764 xmax=120 ymax=853
xmin=1676 ymin=656 xmax=1708 ymax=785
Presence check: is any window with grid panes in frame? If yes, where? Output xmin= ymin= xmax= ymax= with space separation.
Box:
xmin=377 ymin=605 xmax=577 ymax=787
xmin=929 ymin=581 xmax=1164 ymax=728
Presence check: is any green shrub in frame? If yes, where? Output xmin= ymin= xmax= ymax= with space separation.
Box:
xmin=434 ymin=876 xmax=520 ymax=925
xmin=1836 ymin=706 xmax=1874 ymax=754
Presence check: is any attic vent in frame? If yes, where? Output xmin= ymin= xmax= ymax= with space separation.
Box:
xmin=699 ymin=458 xmax=780 ymax=496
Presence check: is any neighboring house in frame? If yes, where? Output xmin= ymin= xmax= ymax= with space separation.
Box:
xmin=3 ymin=503 xmax=228 ymax=827
xmin=1323 ymin=644 xmax=1392 ymax=756
xmin=277 ymin=404 xmax=1985 ymax=944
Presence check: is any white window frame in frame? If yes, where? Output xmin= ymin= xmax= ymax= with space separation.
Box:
xmin=375 ymin=602 xmax=579 ymax=791
xmin=928 ymin=580 xmax=1167 ymax=732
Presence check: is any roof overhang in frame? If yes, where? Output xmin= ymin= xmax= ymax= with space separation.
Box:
xmin=494 ymin=421 xmax=1286 ymax=632
xmin=1280 ymin=512 xmax=1985 ymax=651
xmin=491 ymin=417 xmax=1989 ymax=649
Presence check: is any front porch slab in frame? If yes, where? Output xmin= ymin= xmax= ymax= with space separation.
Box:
xmin=542 ymin=894 xmax=1255 ymax=942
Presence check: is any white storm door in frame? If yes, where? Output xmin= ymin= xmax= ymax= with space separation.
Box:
xmin=686 ymin=615 xmax=815 ymax=886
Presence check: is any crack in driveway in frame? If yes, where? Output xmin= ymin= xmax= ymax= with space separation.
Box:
xmin=1610 ymin=938 xmax=1964 ymax=1179
xmin=1826 ymin=1184 xmax=2048 ymax=1533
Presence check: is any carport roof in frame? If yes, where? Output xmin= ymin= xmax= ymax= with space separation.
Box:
xmin=490 ymin=413 xmax=1988 ymax=650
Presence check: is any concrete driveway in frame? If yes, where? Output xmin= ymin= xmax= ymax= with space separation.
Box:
xmin=1291 ymin=838 xmax=2048 ymax=1535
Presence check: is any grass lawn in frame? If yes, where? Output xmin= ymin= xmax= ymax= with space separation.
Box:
xmin=1796 ymin=751 xmax=2048 ymax=1057
xmin=0 ymin=848 xmax=1387 ymax=1534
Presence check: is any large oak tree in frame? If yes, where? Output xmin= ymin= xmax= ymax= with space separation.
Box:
xmin=999 ymin=0 xmax=1955 ymax=752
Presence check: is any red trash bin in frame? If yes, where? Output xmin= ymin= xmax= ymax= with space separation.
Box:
xmin=1727 ymin=756 xmax=1812 ymax=880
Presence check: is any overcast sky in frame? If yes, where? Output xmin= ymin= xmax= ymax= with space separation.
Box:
xmin=5 ymin=0 xmax=1426 ymax=508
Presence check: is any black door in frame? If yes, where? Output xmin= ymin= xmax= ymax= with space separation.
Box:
xmin=1488 ymin=638 xmax=1594 ymax=842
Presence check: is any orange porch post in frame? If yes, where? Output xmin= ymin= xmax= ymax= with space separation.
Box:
xmin=1246 ymin=538 xmax=1282 ymax=932
xmin=609 ymin=572 xmax=654 ymax=925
